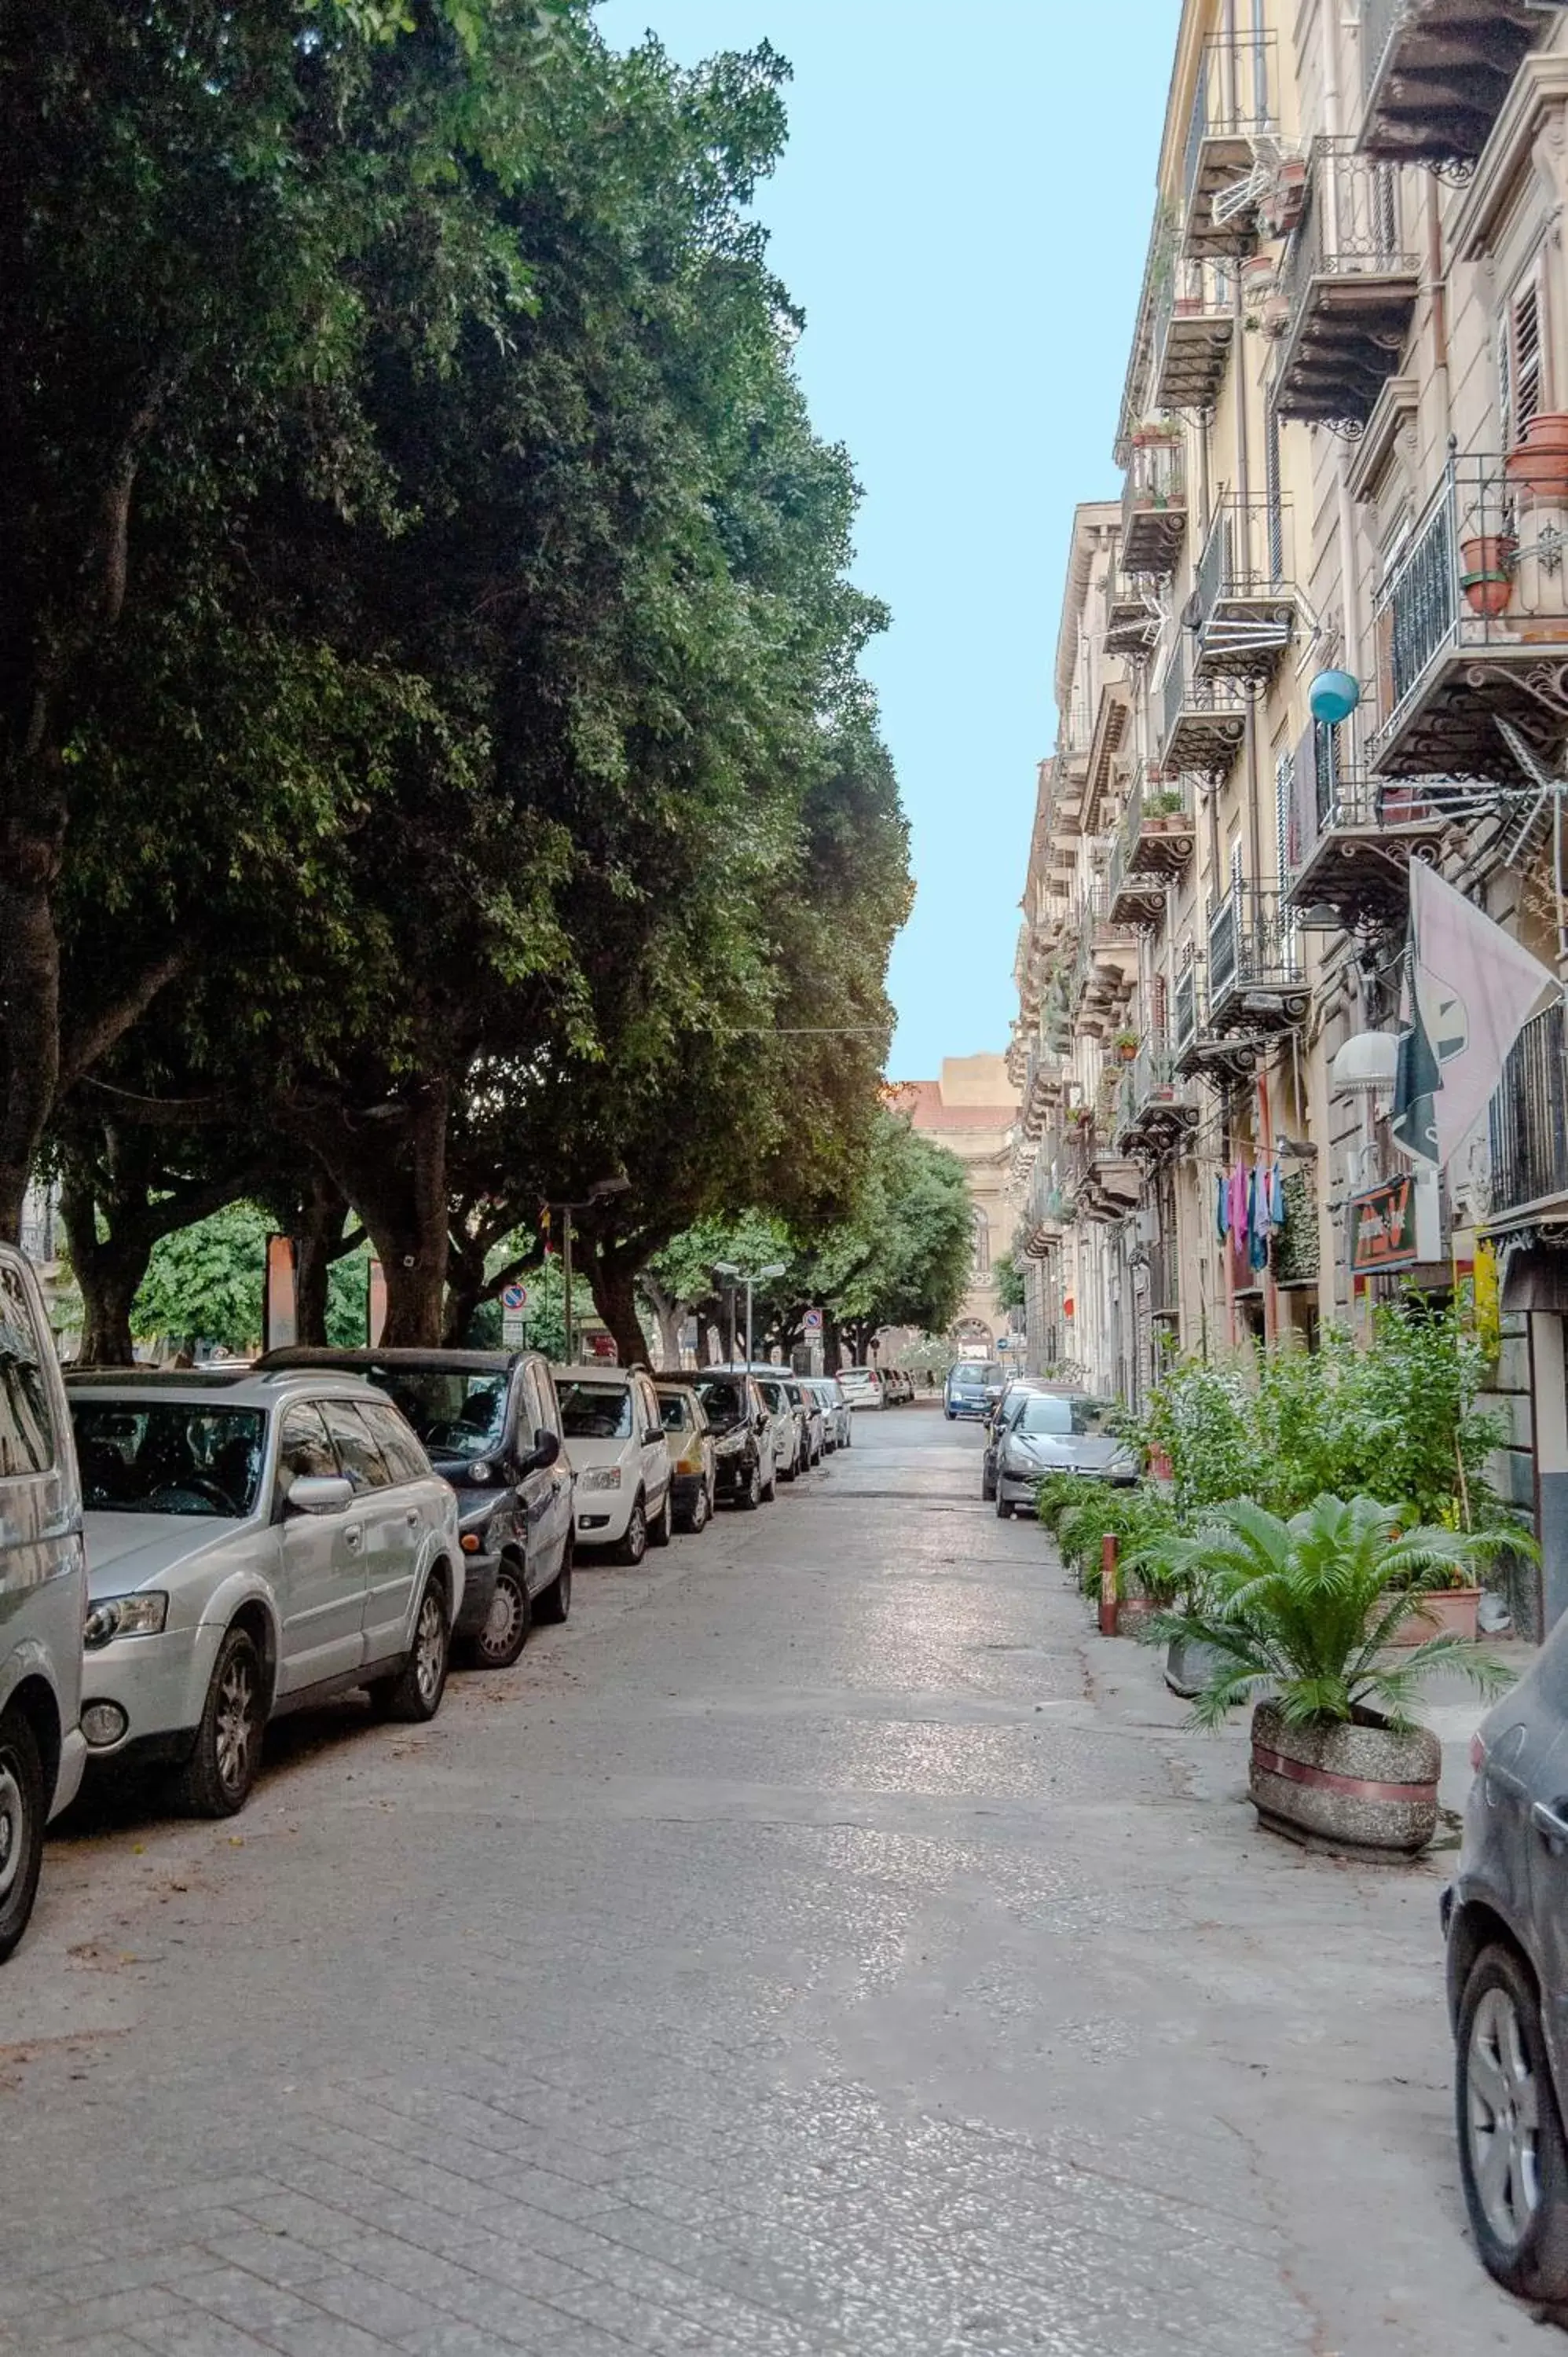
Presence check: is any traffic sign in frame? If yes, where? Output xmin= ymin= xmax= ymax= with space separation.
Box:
xmin=501 ymin=1282 xmax=528 ymax=1312
xmin=803 ymin=1307 xmax=823 ymax=1337
xmin=502 ymin=1310 xmax=526 ymax=1347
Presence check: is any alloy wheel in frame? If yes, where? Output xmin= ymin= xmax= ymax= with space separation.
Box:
xmin=415 ymin=1592 xmax=446 ymax=1707
xmin=214 ymin=1655 xmax=258 ymax=1798
xmin=0 ymin=1758 xmax=24 ymax=1905
xmin=479 ymin=1572 xmax=526 ymax=1666
xmin=1467 ymin=1984 xmax=1543 ymax=2248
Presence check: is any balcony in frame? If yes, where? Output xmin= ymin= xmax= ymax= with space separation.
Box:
xmin=1489 ymin=999 xmax=1568 ymax=1224
xmin=1065 ymin=1121 xmax=1145 ymax=1226
xmin=1284 ymin=724 xmax=1446 ymax=926
xmin=1182 ymin=32 xmax=1278 ymax=259
xmin=1159 ymin=651 xmax=1247 ymax=775
xmin=1108 ymin=780 xmax=1196 ymax=926
xmin=1361 ymin=0 xmax=1559 ymax=168
xmin=1120 ymin=434 xmax=1188 ymax=576
xmin=1021 ymin=1039 xmax=1064 ymax=1141
xmin=1370 ymin=452 xmax=1568 ymax=779
xmin=1105 ymin=570 xmax=1160 ymax=659
xmin=1022 ymin=1153 xmax=1069 ymax=1259
xmin=1274 ymin=141 xmax=1419 ymax=428
xmin=1204 ymin=885 xmax=1308 ymax=1036
xmin=1192 ymin=498 xmax=1295 ymax=680
xmin=1150 ymin=259 xmax=1233 ymax=413
xmin=1068 ymin=889 xmax=1140 ymax=1036
xmin=1115 ymin=1041 xmax=1200 ymax=1157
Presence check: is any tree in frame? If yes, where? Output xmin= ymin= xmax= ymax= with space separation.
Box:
xmin=994 ymin=1251 xmax=1026 ymax=1314
xmin=131 ymin=1202 xmax=370 ymax=1354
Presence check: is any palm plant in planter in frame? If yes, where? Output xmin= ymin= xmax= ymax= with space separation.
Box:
xmin=1152 ymin=1495 xmax=1512 ymax=1858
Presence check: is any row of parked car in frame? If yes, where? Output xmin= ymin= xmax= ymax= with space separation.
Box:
xmin=0 ymin=1241 xmax=863 ymax=1961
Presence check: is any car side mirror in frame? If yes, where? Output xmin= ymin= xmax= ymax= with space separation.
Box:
xmin=522 ymin=1427 xmax=561 ymax=1474
xmin=643 ymin=1424 xmax=663 ymax=1447
xmin=287 ymin=1474 xmax=354 ymax=1516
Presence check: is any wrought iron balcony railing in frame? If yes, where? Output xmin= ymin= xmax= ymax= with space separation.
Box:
xmin=1207 ymin=885 xmax=1303 ymax=1010
xmin=1120 ymin=433 xmax=1188 ymax=577
xmin=1193 ymin=497 xmax=1295 ymax=677
xmin=1160 ymin=648 xmax=1248 ymax=775
xmin=1150 ymin=258 xmax=1234 ymax=412
xmin=1491 ymin=999 xmax=1568 ymax=1219
xmin=1183 ymin=31 xmax=1277 ymax=229
xmin=1274 ymin=139 xmax=1419 ymax=427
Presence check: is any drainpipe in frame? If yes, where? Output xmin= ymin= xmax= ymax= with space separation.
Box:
xmin=1427 ymin=174 xmax=1452 ymax=446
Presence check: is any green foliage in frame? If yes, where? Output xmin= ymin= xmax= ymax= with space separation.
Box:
xmin=791 ymin=1112 xmax=973 ymax=1343
xmin=992 ymin=1251 xmax=1026 ymax=1314
xmin=1042 ymin=1481 xmax=1180 ymax=1600
xmin=463 ymin=1254 xmax=595 ymax=1362
xmin=133 ymin=1203 xmax=367 ymax=1352
xmin=1149 ymin=1495 xmax=1515 ymax=1732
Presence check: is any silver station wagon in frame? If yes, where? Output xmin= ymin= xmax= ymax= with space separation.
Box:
xmin=66 ymin=1368 xmax=461 ymax=1816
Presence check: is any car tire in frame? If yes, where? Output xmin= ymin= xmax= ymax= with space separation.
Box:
xmin=648 ymin=1488 xmax=672 ymax=1548
xmin=1456 ymin=1942 xmax=1568 ymax=2302
xmin=680 ymin=1483 xmax=710 ymax=1536
xmin=174 ymin=1624 xmax=264 ymax=1819
xmin=736 ymin=1458 xmax=761 ymax=1512
xmin=460 ymin=1557 xmax=530 ymax=1670
xmin=945 ymin=1409 xmax=955 ymax=1422
xmin=535 ymin=1541 xmax=573 ymax=1625
xmin=995 ymin=1493 xmax=1012 ymax=1519
xmin=372 ymin=1578 xmax=451 ymax=1724
xmin=0 ymin=1707 xmax=47 ymax=1963
xmin=982 ymin=1467 xmax=995 ymax=1502
xmin=779 ymin=1454 xmax=796 ymax=1483
xmin=760 ymin=1467 xmax=777 ymax=1503
xmin=618 ymin=1495 xmax=649 ymax=1564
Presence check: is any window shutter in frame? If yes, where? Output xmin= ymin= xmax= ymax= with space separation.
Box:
xmin=1514 ymin=276 xmax=1544 ymax=438
xmin=1499 ymin=308 xmax=1515 ymax=449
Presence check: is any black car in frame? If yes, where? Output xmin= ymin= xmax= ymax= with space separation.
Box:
xmin=655 ymin=1369 xmax=772 ymax=1508
xmin=1445 ymin=1614 xmax=1568 ymax=2304
xmin=257 ymin=1347 xmax=572 ymax=1666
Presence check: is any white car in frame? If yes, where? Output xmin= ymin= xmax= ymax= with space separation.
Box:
xmin=807 ymin=1376 xmax=852 ymax=1451
xmin=753 ymin=1373 xmax=803 ymax=1482
xmin=838 ymin=1367 xmax=885 ymax=1411
xmin=66 ymin=1369 xmax=463 ymax=1816
xmin=558 ymin=1365 xmax=673 ymax=1563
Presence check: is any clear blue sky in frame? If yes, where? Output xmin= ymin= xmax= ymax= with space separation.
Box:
xmin=595 ymin=0 xmax=1175 ymax=1078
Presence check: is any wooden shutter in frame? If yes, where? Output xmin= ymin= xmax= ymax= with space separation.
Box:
xmin=1503 ymin=267 xmax=1545 ymax=446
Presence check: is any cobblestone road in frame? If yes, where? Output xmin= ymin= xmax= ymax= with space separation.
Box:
xmin=0 ymin=1410 xmax=1540 ymax=2355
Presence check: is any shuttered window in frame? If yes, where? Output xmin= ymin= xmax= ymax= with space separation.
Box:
xmin=1501 ymin=266 xmax=1545 ymax=447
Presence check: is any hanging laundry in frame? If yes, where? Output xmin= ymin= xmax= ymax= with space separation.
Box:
xmin=1266 ymin=1160 xmax=1286 ymax=1227
xmin=1216 ymin=1173 xmax=1229 ymax=1241
xmin=1228 ymin=1161 xmax=1248 ymax=1244
xmin=1247 ymin=1167 xmax=1269 ymax=1272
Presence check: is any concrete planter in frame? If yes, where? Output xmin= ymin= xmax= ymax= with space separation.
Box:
xmin=1114 ymin=1596 xmax=1160 ymax=1640
xmin=1164 ymin=1635 xmax=1230 ymax=1699
xmin=1249 ymin=1702 xmax=1441 ymax=1860
xmin=1378 ymin=1585 xmax=1482 ymax=1646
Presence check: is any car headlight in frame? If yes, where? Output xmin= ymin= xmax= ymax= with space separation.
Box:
xmin=579 ymin=1467 xmax=623 ymax=1491
xmin=713 ymin=1431 xmax=746 ymax=1458
xmin=84 ymin=1593 xmax=169 ymax=1649
xmin=467 ymin=1460 xmax=493 ymax=1485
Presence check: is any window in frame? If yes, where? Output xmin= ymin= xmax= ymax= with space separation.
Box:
xmin=693 ymin=1377 xmax=746 ymax=1428
xmin=0 ymin=1263 xmax=54 ymax=1479
xmin=972 ymin=1208 xmax=991 ymax=1280
xmin=358 ymin=1400 xmax=429 ymax=1486
xmin=658 ymin=1392 xmax=692 ymax=1434
xmin=320 ymin=1397 xmax=394 ymax=1491
xmin=277 ymin=1402 xmax=338 ymax=1489
xmin=71 ymin=1402 xmax=265 ymax=1518
xmin=557 ymin=1381 xmax=633 ymax=1440
xmin=1501 ymin=264 xmax=1546 ymax=449
xmin=368 ymin=1369 xmax=505 ymax=1461
xmin=531 ymin=1364 xmax=562 ymax=1440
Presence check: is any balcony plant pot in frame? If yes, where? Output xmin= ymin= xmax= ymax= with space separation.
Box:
xmin=1249 ymin=1701 xmax=1441 ymax=1860
xmin=1379 ymin=1585 xmax=1482 ymax=1647
xmin=1506 ymin=414 xmax=1568 ymax=503
xmin=1459 ymin=534 xmax=1515 ymax=618
xmin=1113 ymin=1034 xmax=1139 ymax=1063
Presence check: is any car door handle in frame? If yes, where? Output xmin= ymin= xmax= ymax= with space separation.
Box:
xmin=344 ymin=1525 xmax=364 ymax=1552
xmin=405 ymin=1509 xmax=419 ymax=1527
xmin=1533 ymin=1799 xmax=1568 ymax=1846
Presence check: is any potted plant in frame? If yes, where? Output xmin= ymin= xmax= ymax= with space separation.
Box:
xmin=1112 ymin=1029 xmax=1139 ymax=1064
xmin=1459 ymin=533 xmax=1515 ymax=618
xmin=1506 ymin=414 xmax=1568 ymax=504
xmin=1151 ymin=1494 xmax=1511 ymax=1858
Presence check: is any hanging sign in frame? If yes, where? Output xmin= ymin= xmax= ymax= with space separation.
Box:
xmin=1348 ymin=1172 xmax=1439 ymax=1275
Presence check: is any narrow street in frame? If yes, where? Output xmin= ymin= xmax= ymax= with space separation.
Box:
xmin=0 ymin=1411 xmax=1538 ymax=2357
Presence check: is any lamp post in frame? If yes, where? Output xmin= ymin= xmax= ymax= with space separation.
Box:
xmin=712 ymin=1260 xmax=787 ymax=1368
xmin=551 ymin=1175 xmax=631 ymax=1365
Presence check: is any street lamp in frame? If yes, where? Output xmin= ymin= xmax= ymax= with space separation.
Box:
xmin=713 ymin=1259 xmax=787 ymax=1369
xmin=551 ymin=1175 xmax=631 ymax=1365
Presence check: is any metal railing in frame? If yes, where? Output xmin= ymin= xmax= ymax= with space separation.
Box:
xmin=1123 ymin=432 xmax=1185 ymax=530
xmin=1280 ymin=137 xmax=1415 ymax=319
xmin=1196 ymin=496 xmax=1291 ymax=618
xmin=1116 ymin=1039 xmax=1181 ymax=1131
xmin=1151 ymin=257 xmax=1234 ymax=391
xmin=1207 ymin=885 xmax=1302 ymax=1001
xmin=1174 ymin=961 xmax=1200 ymax=1052
xmin=1184 ymin=31 xmax=1278 ymax=209
xmin=1491 ymin=999 xmax=1568 ymax=1217
xmin=1160 ymin=648 xmax=1248 ymax=753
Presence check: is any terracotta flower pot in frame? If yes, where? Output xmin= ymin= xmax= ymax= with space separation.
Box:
xmin=1379 ymin=1585 xmax=1482 ymax=1647
xmin=1460 ymin=535 xmax=1515 ymax=618
xmin=1249 ymin=1702 xmax=1441 ymax=1859
xmin=1506 ymin=413 xmax=1568 ymax=504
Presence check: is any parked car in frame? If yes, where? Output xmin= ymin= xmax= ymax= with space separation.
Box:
xmin=753 ymin=1374 xmax=803 ymax=1483
xmin=946 ymin=1360 xmax=1003 ymax=1421
xmin=981 ymin=1380 xmax=1051 ymax=1501
xmin=804 ymin=1376 xmax=851 ymax=1452
xmin=66 ymin=1368 xmax=462 ymax=1816
xmin=993 ymin=1393 xmax=1135 ymax=1517
xmin=1445 ymin=1613 xmax=1568 ymax=2304
xmin=258 ymin=1347 xmax=572 ymax=1666
xmin=0 ymin=1244 xmax=87 ymax=1962
xmin=886 ymin=1369 xmax=914 ymax=1406
xmin=556 ymin=1365 xmax=672 ymax=1564
xmin=839 ymin=1366 xmax=885 ymax=1412
xmin=656 ymin=1382 xmax=716 ymax=1532
xmin=781 ymin=1373 xmax=824 ymax=1466
xmin=658 ymin=1370 xmax=776 ymax=1508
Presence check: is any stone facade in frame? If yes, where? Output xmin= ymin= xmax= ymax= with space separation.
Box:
xmin=885 ymin=1056 xmax=1020 ymax=1356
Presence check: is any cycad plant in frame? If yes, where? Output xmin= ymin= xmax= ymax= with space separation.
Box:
xmin=1149 ymin=1494 xmax=1515 ymax=1732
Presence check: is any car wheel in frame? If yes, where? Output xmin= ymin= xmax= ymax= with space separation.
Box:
xmin=372 ymin=1578 xmax=451 ymax=1723
xmin=619 ymin=1495 xmax=649 ymax=1563
xmin=779 ymin=1453 xmax=796 ymax=1483
xmin=760 ymin=1466 xmax=777 ymax=1503
xmin=175 ymin=1624 xmax=264 ymax=1818
xmin=995 ymin=1492 xmax=1013 ymax=1519
xmin=1457 ymin=1943 xmax=1568 ymax=2301
xmin=737 ymin=1459 xmax=761 ymax=1512
xmin=982 ymin=1465 xmax=995 ymax=1501
xmin=0 ymin=1707 xmax=46 ymax=1963
xmin=535 ymin=1541 xmax=573 ymax=1625
xmin=681 ymin=1483 xmax=709 ymax=1536
xmin=648 ymin=1487 xmax=672 ymax=1548
xmin=462 ymin=1559 xmax=530 ymax=1670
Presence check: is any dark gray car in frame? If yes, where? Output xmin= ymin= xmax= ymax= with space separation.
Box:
xmin=993 ymin=1393 xmax=1136 ymax=1519
xmin=1445 ymin=1617 xmax=1568 ymax=2304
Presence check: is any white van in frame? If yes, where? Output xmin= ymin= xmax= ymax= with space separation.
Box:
xmin=0 ymin=1244 xmax=86 ymax=1960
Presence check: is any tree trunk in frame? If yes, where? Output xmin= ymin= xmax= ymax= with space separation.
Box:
xmin=288 ymin=1077 xmax=451 ymax=1349
xmin=0 ymin=769 xmax=65 ymax=1244
xmin=294 ymin=1175 xmax=354 ymax=1349
xmin=639 ymin=1272 xmax=684 ymax=1371
xmin=60 ymin=1176 xmax=148 ymax=1365
xmin=588 ymin=1248 xmax=647 ymax=1369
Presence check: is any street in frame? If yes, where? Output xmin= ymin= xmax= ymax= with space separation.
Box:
xmin=0 ymin=1410 xmax=1540 ymax=2357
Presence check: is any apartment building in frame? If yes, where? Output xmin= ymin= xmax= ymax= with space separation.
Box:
xmin=1013 ymin=0 xmax=1568 ymax=1626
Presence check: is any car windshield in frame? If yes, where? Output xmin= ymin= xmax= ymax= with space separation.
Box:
xmin=558 ymin=1382 xmax=633 ymax=1440
xmin=71 ymin=1402 xmax=267 ymax=1518
xmin=757 ymin=1380 xmax=787 ymax=1412
xmin=694 ymin=1378 xmax=746 ymax=1427
xmin=368 ymin=1371 xmax=508 ymax=1461
xmin=954 ymin=1362 xmax=1002 ymax=1389
xmin=1016 ymin=1395 xmax=1107 ymax=1438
